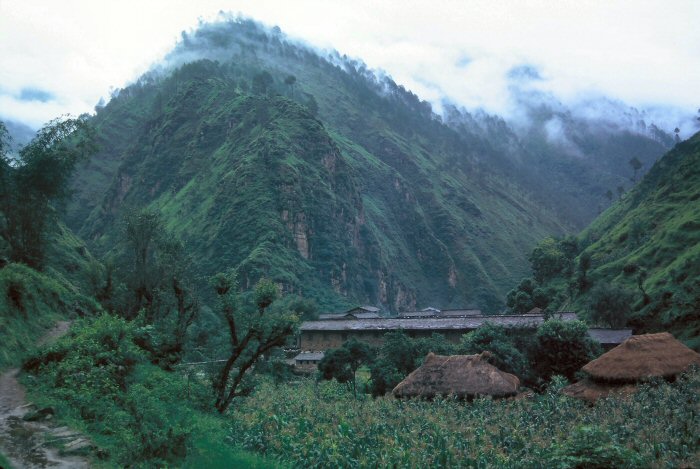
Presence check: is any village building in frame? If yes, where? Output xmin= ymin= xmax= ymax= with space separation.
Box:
xmin=587 ymin=328 xmax=633 ymax=351
xmin=318 ymin=305 xmax=381 ymax=320
xmin=293 ymin=351 xmax=325 ymax=372
xmin=298 ymin=310 xmax=579 ymax=351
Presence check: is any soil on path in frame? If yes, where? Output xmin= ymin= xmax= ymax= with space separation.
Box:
xmin=0 ymin=321 xmax=91 ymax=468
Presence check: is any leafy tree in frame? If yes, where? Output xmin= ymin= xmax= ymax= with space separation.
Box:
xmin=588 ymin=283 xmax=634 ymax=328
xmin=576 ymin=252 xmax=592 ymax=292
xmin=318 ymin=338 xmax=374 ymax=398
xmin=368 ymin=331 xmax=417 ymax=397
xmin=529 ymin=237 xmax=569 ymax=283
xmin=212 ymin=273 xmax=298 ymax=413
xmin=382 ymin=331 xmax=419 ymax=375
xmin=637 ymin=268 xmax=650 ymax=305
xmin=414 ymin=333 xmax=458 ymax=358
xmin=507 ymin=278 xmax=553 ymax=313
xmin=368 ymin=358 xmax=404 ymax=397
xmin=617 ymin=185 xmax=625 ymax=200
xmin=123 ymin=208 xmax=163 ymax=316
xmin=459 ymin=323 xmax=528 ymax=378
xmin=531 ymin=319 xmax=601 ymax=382
xmin=110 ymin=208 xmax=200 ymax=367
xmin=0 ymin=117 xmax=96 ymax=267
xmin=628 ymin=156 xmax=642 ymax=182
xmin=252 ymin=71 xmax=274 ymax=95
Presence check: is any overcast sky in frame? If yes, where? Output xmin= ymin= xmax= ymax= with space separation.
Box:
xmin=1 ymin=0 xmax=698 ymax=129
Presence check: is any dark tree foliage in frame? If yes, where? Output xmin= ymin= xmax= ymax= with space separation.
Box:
xmin=123 ymin=208 xmax=163 ymax=316
xmin=529 ymin=237 xmax=570 ymax=283
xmin=251 ymin=71 xmax=274 ymax=95
xmin=531 ymin=319 xmax=601 ymax=382
xmin=577 ymin=252 xmax=592 ymax=292
xmin=368 ymin=332 xmax=459 ymax=396
xmin=0 ymin=117 xmax=96 ymax=267
xmin=629 ymin=156 xmax=642 ymax=182
xmin=507 ymin=278 xmax=553 ymax=313
xmin=459 ymin=323 xmax=529 ymax=379
xmin=105 ymin=208 xmax=201 ymax=368
xmin=212 ymin=274 xmax=298 ymax=413
xmin=588 ymin=283 xmax=635 ymax=328
xmin=368 ymin=358 xmax=404 ymax=397
xmin=318 ymin=338 xmax=374 ymax=398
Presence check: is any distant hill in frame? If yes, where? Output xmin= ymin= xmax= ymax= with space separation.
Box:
xmin=3 ymin=119 xmax=36 ymax=157
xmin=64 ymin=18 xmax=676 ymax=311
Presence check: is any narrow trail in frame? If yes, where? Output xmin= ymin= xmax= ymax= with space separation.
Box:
xmin=0 ymin=321 xmax=91 ymax=469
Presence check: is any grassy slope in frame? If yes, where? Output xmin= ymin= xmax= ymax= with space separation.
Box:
xmin=504 ymin=133 xmax=700 ymax=347
xmin=0 ymin=222 xmax=101 ymax=369
xmin=575 ymin=133 xmax=700 ymax=346
xmin=0 ymin=265 xmax=99 ymax=369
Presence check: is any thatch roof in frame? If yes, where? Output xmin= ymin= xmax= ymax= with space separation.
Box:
xmin=582 ymin=332 xmax=700 ymax=383
xmin=392 ymin=352 xmax=520 ymax=399
xmin=561 ymin=379 xmax=638 ymax=404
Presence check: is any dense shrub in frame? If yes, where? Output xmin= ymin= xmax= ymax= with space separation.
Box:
xmin=22 ymin=315 xmax=280 ymax=467
xmin=531 ymin=319 xmax=601 ymax=382
xmin=588 ymin=283 xmax=635 ymax=328
xmin=459 ymin=323 xmax=529 ymax=379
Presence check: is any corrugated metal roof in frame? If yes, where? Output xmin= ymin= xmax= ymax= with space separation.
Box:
xmin=300 ymin=312 xmax=578 ymax=331
xmin=588 ymin=328 xmax=633 ymax=344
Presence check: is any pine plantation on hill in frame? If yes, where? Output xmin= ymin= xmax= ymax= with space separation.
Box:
xmin=65 ymin=19 xmax=671 ymax=311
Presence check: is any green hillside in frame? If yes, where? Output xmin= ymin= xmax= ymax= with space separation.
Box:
xmin=509 ymin=132 xmax=700 ymax=348
xmin=579 ymin=132 xmax=700 ymax=346
xmin=65 ymin=19 xmax=670 ymax=312
xmin=0 ymin=224 xmax=101 ymax=368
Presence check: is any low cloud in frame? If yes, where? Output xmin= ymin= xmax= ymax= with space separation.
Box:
xmin=19 ymin=87 xmax=55 ymax=103
xmin=1 ymin=1 xmax=698 ymax=136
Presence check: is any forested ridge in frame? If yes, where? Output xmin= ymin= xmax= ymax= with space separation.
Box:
xmin=63 ymin=18 xmax=673 ymax=312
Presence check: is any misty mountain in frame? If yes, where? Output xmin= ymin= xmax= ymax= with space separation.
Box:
xmin=65 ymin=17 xmax=674 ymax=311
xmin=3 ymin=119 xmax=36 ymax=156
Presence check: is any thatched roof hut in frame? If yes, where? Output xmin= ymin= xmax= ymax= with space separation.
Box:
xmin=392 ymin=352 xmax=520 ymax=399
xmin=562 ymin=332 xmax=700 ymax=403
xmin=581 ymin=332 xmax=700 ymax=383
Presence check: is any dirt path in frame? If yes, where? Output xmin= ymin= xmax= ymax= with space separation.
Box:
xmin=0 ymin=321 xmax=91 ymax=468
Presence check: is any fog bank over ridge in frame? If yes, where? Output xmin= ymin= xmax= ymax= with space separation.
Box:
xmin=1 ymin=1 xmax=698 ymax=136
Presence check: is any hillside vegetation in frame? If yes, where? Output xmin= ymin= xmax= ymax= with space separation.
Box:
xmin=580 ymin=133 xmax=700 ymax=346
xmin=65 ymin=19 xmax=670 ymax=311
xmin=507 ymin=132 xmax=700 ymax=348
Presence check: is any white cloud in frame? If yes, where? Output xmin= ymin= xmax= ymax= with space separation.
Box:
xmin=1 ymin=0 xmax=698 ymax=129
